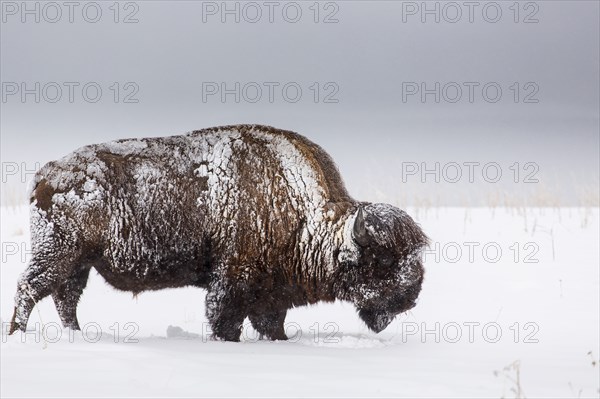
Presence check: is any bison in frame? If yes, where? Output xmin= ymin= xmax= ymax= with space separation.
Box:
xmin=9 ymin=124 xmax=428 ymax=341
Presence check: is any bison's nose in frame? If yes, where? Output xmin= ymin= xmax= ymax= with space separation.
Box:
xmin=358 ymin=308 xmax=393 ymax=333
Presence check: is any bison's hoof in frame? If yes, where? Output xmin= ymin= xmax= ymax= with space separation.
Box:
xmin=64 ymin=323 xmax=81 ymax=331
xmin=8 ymin=322 xmax=22 ymax=335
xmin=211 ymin=332 xmax=241 ymax=342
xmin=267 ymin=332 xmax=288 ymax=341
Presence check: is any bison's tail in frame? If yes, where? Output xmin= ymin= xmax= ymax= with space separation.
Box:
xmin=27 ymin=161 xmax=60 ymax=211
xmin=27 ymin=172 xmax=45 ymax=205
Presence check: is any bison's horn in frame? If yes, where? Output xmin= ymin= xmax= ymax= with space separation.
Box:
xmin=353 ymin=207 xmax=370 ymax=247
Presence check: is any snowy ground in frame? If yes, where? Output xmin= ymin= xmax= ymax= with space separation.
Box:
xmin=1 ymin=205 xmax=598 ymax=398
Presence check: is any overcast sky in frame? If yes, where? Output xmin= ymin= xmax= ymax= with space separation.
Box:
xmin=1 ymin=1 xmax=598 ymax=206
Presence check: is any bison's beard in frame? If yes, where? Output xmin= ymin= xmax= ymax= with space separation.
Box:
xmin=357 ymin=286 xmax=421 ymax=333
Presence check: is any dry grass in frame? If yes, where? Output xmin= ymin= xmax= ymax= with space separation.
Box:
xmin=494 ymin=360 xmax=525 ymax=399
xmin=0 ymin=183 xmax=28 ymax=210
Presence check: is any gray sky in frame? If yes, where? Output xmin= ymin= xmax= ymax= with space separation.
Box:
xmin=1 ymin=1 xmax=598 ymax=206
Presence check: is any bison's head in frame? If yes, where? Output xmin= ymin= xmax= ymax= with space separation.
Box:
xmin=338 ymin=203 xmax=428 ymax=333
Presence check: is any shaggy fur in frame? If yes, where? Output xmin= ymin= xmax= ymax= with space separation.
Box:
xmin=9 ymin=124 xmax=428 ymax=341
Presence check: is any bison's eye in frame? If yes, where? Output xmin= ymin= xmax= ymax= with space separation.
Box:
xmin=379 ymin=255 xmax=393 ymax=267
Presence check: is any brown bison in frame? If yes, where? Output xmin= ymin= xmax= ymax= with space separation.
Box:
xmin=9 ymin=124 xmax=427 ymax=341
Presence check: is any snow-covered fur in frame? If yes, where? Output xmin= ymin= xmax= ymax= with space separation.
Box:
xmin=9 ymin=124 xmax=428 ymax=341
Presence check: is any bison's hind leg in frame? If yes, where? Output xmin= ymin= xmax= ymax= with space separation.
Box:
xmin=51 ymin=265 xmax=92 ymax=330
xmin=9 ymin=256 xmax=77 ymax=334
xmin=9 ymin=230 xmax=83 ymax=335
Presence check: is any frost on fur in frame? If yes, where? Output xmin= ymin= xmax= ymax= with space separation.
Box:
xmin=9 ymin=124 xmax=428 ymax=341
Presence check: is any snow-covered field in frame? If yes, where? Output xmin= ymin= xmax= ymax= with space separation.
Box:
xmin=1 ymin=205 xmax=598 ymax=398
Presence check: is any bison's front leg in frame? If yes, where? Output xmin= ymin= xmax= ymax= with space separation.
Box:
xmin=205 ymin=278 xmax=247 ymax=342
xmin=248 ymin=307 xmax=288 ymax=341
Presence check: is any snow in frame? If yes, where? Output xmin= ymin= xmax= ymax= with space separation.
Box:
xmin=99 ymin=139 xmax=149 ymax=156
xmin=1 ymin=205 xmax=599 ymax=398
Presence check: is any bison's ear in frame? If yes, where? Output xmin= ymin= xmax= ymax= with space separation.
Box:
xmin=353 ymin=207 xmax=370 ymax=247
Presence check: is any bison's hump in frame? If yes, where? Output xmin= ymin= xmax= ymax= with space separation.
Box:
xmin=189 ymin=124 xmax=353 ymax=204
